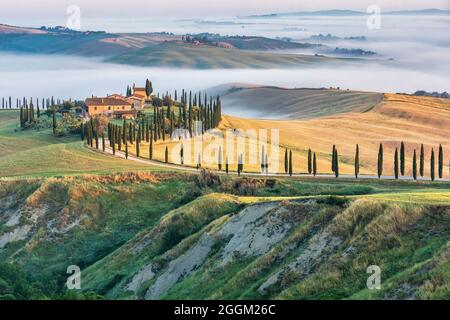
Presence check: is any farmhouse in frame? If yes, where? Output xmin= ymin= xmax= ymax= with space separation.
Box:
xmin=85 ymin=97 xmax=136 ymax=119
xmin=126 ymin=94 xmax=146 ymax=110
xmin=133 ymin=87 xmax=147 ymax=98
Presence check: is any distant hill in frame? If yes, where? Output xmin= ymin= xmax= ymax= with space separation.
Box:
xmin=385 ymin=9 xmax=450 ymax=15
xmin=216 ymin=85 xmax=383 ymax=119
xmin=246 ymin=9 xmax=365 ymax=17
xmin=245 ymin=8 xmax=450 ymax=18
xmin=183 ymin=34 xmax=322 ymax=51
xmin=0 ymin=24 xmax=357 ymax=68
xmin=106 ymin=42 xmax=348 ymax=69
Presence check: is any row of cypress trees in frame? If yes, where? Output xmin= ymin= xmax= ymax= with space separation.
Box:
xmin=5 ymin=96 xmax=60 ymax=109
xmin=19 ymin=104 xmax=38 ymax=128
xmin=284 ymin=148 xmax=319 ymax=177
xmin=282 ymin=142 xmax=444 ymax=181
xmin=85 ymin=115 xmax=446 ymax=181
xmin=378 ymin=142 xmax=444 ymax=181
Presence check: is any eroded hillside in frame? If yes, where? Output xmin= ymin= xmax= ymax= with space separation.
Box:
xmin=1 ymin=173 xmax=449 ymax=299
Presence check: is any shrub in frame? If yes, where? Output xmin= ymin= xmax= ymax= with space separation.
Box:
xmin=232 ymin=178 xmax=265 ymax=196
xmin=197 ymin=169 xmax=221 ymax=188
xmin=265 ymin=179 xmax=277 ymax=188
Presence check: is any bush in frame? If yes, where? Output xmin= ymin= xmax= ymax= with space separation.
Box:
xmin=232 ymin=178 xmax=266 ymax=196
xmin=197 ymin=169 xmax=221 ymax=188
xmin=54 ymin=114 xmax=82 ymax=137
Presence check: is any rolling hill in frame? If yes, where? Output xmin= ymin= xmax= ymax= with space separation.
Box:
xmin=105 ymin=42 xmax=347 ymax=69
xmin=0 ymin=24 xmax=344 ymax=68
xmin=217 ymin=86 xmax=384 ymax=119
xmin=218 ymin=92 xmax=450 ymax=176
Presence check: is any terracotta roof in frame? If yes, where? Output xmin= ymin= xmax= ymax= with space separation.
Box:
xmin=85 ymin=97 xmax=131 ymax=106
xmin=107 ymin=94 xmax=126 ymax=99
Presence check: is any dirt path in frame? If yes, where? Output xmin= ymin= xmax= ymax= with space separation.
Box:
xmin=91 ymin=141 xmax=449 ymax=182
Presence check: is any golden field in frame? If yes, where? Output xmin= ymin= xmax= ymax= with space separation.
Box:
xmin=126 ymin=93 xmax=450 ymax=177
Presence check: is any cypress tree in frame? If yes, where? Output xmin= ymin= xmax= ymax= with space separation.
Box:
xmin=95 ymin=132 xmax=99 ymax=149
xmin=218 ymin=146 xmax=222 ymax=171
xmin=111 ymin=129 xmax=115 ymax=155
xmin=354 ymin=144 xmax=360 ymax=179
xmin=420 ymin=143 xmax=425 ymax=177
xmin=308 ymin=149 xmax=312 ymax=174
xmin=261 ymin=145 xmax=265 ymax=173
xmin=125 ymin=139 xmax=128 ymax=159
xmin=334 ymin=149 xmax=339 ymax=178
xmin=149 ymin=131 xmax=153 ymax=160
xmin=102 ymin=134 xmax=105 ymax=152
xmin=430 ymin=149 xmax=435 ymax=181
xmin=52 ymin=110 xmax=56 ymax=136
xmin=438 ymin=144 xmax=443 ymax=179
xmin=89 ymin=122 xmax=94 ymax=148
xmin=180 ymin=144 xmax=184 ymax=165
xmin=265 ymin=154 xmax=269 ymax=176
xmin=122 ymin=120 xmax=127 ymax=144
xmin=165 ymin=146 xmax=169 ymax=163
xmin=226 ymin=156 xmax=229 ymax=175
xmin=377 ymin=143 xmax=383 ymax=179
xmin=80 ymin=123 xmax=85 ymax=141
xmin=313 ymin=152 xmax=317 ymax=176
xmin=136 ymin=133 xmax=140 ymax=158
xmin=238 ymin=154 xmax=242 ymax=176
xmin=109 ymin=123 xmax=113 ymax=147
xmin=400 ymin=141 xmax=405 ymax=176
xmin=284 ymin=149 xmax=288 ymax=174
xmin=145 ymin=79 xmax=153 ymax=98
xmin=289 ymin=150 xmax=293 ymax=177
xmin=19 ymin=107 xmax=24 ymax=128
xmin=394 ymin=147 xmax=399 ymax=180
xmin=413 ymin=149 xmax=417 ymax=181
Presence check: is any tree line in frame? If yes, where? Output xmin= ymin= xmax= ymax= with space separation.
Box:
xmin=281 ymin=141 xmax=444 ymax=181
xmin=4 ymin=96 xmax=63 ymax=110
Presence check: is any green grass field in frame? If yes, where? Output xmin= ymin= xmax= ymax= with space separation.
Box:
xmin=0 ymin=110 xmax=161 ymax=178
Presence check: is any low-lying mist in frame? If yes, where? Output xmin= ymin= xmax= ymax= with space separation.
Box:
xmin=0 ymin=53 xmax=449 ymax=118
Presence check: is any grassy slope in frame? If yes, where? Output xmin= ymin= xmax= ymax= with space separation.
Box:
xmin=106 ymin=42 xmax=346 ymax=69
xmin=0 ymin=173 xmax=199 ymax=290
xmin=0 ymin=172 xmax=449 ymax=299
xmin=2 ymin=91 xmax=450 ymax=179
xmin=116 ymin=91 xmax=449 ymax=177
xmin=0 ymin=33 xmax=131 ymax=57
xmin=0 ymin=110 xmax=159 ymax=177
xmin=221 ymin=87 xmax=383 ymax=119
xmin=218 ymin=93 xmax=450 ymax=176
xmin=78 ymin=188 xmax=449 ymax=300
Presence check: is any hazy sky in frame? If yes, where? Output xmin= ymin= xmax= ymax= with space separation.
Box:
xmin=1 ymin=0 xmax=449 ymax=20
